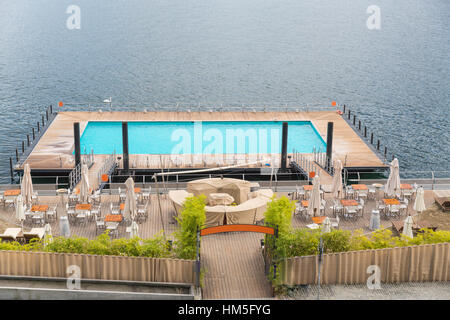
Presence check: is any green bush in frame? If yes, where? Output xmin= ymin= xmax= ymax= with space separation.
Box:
xmin=174 ymin=195 xmax=206 ymax=260
xmin=0 ymin=231 xmax=173 ymax=259
xmin=277 ymin=227 xmax=450 ymax=258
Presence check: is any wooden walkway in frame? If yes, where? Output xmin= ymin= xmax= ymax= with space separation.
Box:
xmin=21 ymin=110 xmax=386 ymax=171
xmin=201 ymin=232 xmax=272 ymax=299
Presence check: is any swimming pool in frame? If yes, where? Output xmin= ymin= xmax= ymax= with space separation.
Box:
xmin=79 ymin=121 xmax=326 ymax=155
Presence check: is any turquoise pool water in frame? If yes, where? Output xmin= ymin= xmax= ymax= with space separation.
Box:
xmin=79 ymin=121 xmax=326 ymax=155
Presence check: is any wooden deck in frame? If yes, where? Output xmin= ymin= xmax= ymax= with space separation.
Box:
xmin=21 ymin=110 xmax=386 ymax=171
xmin=0 ymin=189 xmax=438 ymax=299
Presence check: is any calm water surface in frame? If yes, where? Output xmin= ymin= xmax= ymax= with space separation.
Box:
xmin=0 ymin=0 xmax=449 ymax=181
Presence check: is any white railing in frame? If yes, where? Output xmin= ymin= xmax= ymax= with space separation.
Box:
xmin=68 ymin=149 xmax=94 ymax=190
xmin=97 ymin=151 xmax=117 ymax=189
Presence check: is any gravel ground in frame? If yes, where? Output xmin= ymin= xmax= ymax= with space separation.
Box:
xmin=281 ymin=282 xmax=450 ymax=300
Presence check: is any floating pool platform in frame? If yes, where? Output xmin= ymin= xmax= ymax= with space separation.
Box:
xmin=17 ymin=110 xmax=388 ymax=186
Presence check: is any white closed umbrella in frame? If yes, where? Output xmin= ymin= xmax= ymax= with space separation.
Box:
xmin=15 ymin=194 xmax=26 ymax=225
xmin=308 ymin=175 xmax=321 ymax=217
xmin=124 ymin=177 xmax=137 ymax=221
xmin=413 ymin=187 xmax=426 ymax=213
xmin=385 ymin=158 xmax=401 ymax=198
xmin=79 ymin=164 xmax=90 ymax=203
xmin=59 ymin=216 xmax=71 ymax=238
xmin=44 ymin=223 xmax=53 ymax=244
xmin=331 ymin=160 xmax=344 ymax=199
xmin=322 ymin=217 xmax=331 ymax=233
xmin=402 ymin=215 xmax=414 ymax=238
xmin=21 ymin=163 xmax=34 ymax=206
xmin=130 ymin=220 xmax=139 ymax=238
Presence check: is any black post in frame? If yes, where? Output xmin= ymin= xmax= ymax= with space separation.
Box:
xmin=377 ymin=140 xmax=380 ymax=150
xmin=358 ymin=120 xmax=361 ymax=131
xmin=348 ymin=110 xmax=351 ymax=120
xmin=9 ymin=157 xmax=14 ymax=182
xmin=370 ymin=133 xmax=374 ymax=144
xmin=353 ymin=114 xmax=356 ymax=125
xmin=32 ymin=127 xmax=35 ymax=140
xmin=281 ymin=122 xmax=288 ymax=172
xmin=41 ymin=115 xmax=45 ymax=127
xmin=46 ymin=110 xmax=49 ymax=121
xmin=27 ymin=134 xmax=30 ymax=147
xmin=364 ymin=126 xmax=367 ymax=138
xmin=384 ymin=147 xmax=387 ymax=159
xmin=73 ymin=122 xmax=81 ymax=167
xmin=122 ymin=122 xmax=130 ymax=174
xmin=392 ymin=154 xmax=395 ymax=161
xmin=195 ymin=227 xmax=201 ymax=288
xmin=326 ymin=122 xmax=334 ymax=171
xmin=49 ymin=105 xmax=53 ymax=114
xmin=22 ymin=141 xmax=24 ymax=154
xmin=15 ymin=149 xmax=19 ymax=162
xmin=37 ymin=121 xmax=40 ymax=132
xmin=343 ymin=105 xmax=346 ymax=114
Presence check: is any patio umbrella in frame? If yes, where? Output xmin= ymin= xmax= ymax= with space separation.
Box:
xmin=322 ymin=217 xmax=331 ymax=233
xmin=402 ymin=215 xmax=414 ymax=238
xmin=21 ymin=163 xmax=34 ymax=206
xmin=413 ymin=187 xmax=426 ymax=213
xmin=130 ymin=220 xmax=139 ymax=238
xmin=385 ymin=158 xmax=401 ymax=198
xmin=59 ymin=216 xmax=71 ymax=238
xmin=331 ymin=159 xmax=344 ymax=199
xmin=44 ymin=223 xmax=53 ymax=244
xmin=15 ymin=194 xmax=25 ymax=227
xmin=124 ymin=177 xmax=137 ymax=221
xmin=79 ymin=164 xmax=90 ymax=203
xmin=307 ymin=175 xmax=321 ymax=217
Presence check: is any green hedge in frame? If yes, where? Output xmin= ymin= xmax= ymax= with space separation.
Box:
xmin=277 ymin=227 xmax=450 ymax=258
xmin=174 ymin=195 xmax=206 ymax=260
xmin=0 ymin=232 xmax=172 ymax=258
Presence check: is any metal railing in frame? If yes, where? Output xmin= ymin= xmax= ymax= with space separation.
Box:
xmin=291 ymin=150 xmax=319 ymax=181
xmin=68 ymin=150 xmax=95 ymax=190
xmin=97 ymin=151 xmax=117 ymax=190
xmin=56 ymin=102 xmax=338 ymax=113
xmin=312 ymin=149 xmax=335 ymax=176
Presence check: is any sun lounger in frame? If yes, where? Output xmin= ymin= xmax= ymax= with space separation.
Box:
xmin=23 ymin=228 xmax=45 ymax=242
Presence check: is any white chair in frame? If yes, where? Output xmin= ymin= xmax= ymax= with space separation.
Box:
xmin=95 ymin=219 xmax=106 ymax=235
xmin=31 ymin=192 xmax=39 ymax=204
xmin=376 ymin=201 xmax=386 ymax=216
xmin=32 ymin=213 xmax=45 ymax=227
xmin=357 ymin=199 xmax=365 ymax=217
xmin=332 ymin=200 xmax=344 ymax=217
xmin=344 ymin=206 xmax=357 ymax=219
xmin=389 ymin=205 xmax=400 ymax=218
xmin=45 ymin=205 xmax=57 ymax=222
xmin=105 ymin=222 xmax=119 ymax=238
xmin=357 ymin=190 xmax=368 ymax=202
xmin=400 ymin=198 xmax=409 ymax=215
xmin=110 ymin=203 xmax=120 ymax=215
xmin=320 ymin=199 xmax=326 ymax=215
xmin=368 ymin=186 xmax=377 ymax=200
xmin=330 ymin=215 xmax=340 ymax=229
xmin=345 ymin=186 xmax=355 ymax=199
xmin=142 ymin=188 xmax=151 ymax=201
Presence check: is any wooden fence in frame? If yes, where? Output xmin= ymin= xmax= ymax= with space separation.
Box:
xmin=0 ymin=250 xmax=196 ymax=284
xmin=278 ymin=242 xmax=450 ymax=285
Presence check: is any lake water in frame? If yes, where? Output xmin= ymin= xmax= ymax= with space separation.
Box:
xmin=0 ymin=0 xmax=448 ymax=181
